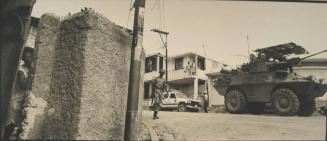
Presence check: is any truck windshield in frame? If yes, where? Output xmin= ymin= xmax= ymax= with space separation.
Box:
xmin=175 ymin=93 xmax=188 ymax=99
xmin=170 ymin=94 xmax=176 ymax=98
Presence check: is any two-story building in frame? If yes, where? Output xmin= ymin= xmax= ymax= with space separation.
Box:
xmin=143 ymin=52 xmax=225 ymax=106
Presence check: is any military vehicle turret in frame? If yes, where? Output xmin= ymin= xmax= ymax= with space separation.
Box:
xmin=213 ymin=43 xmax=327 ymax=116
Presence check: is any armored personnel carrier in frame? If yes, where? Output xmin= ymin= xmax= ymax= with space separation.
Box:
xmin=213 ymin=43 xmax=327 ymax=116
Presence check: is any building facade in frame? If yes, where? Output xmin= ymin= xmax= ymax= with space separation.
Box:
xmin=143 ymin=52 xmax=224 ymax=106
xmin=294 ymin=58 xmax=327 ymax=100
xmin=26 ymin=17 xmax=39 ymax=49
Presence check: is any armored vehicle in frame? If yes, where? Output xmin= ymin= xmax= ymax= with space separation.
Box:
xmin=213 ymin=43 xmax=327 ymax=116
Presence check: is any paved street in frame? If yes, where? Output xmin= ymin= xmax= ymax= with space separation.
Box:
xmin=143 ymin=111 xmax=326 ymax=140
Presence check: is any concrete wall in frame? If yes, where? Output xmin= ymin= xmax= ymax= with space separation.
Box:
xmin=49 ymin=11 xmax=130 ymax=140
xmin=22 ymin=10 xmax=136 ymax=140
xmin=144 ymin=70 xmax=159 ymax=81
xmin=208 ymin=79 xmax=224 ymax=106
xmin=26 ymin=25 xmax=38 ymax=48
xmin=137 ymin=49 xmax=145 ymax=140
xmin=21 ymin=13 xmax=61 ymax=139
xmin=205 ymin=58 xmax=221 ymax=74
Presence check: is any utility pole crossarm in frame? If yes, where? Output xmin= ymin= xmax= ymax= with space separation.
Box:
xmin=150 ymin=28 xmax=169 ymax=83
xmin=151 ymin=29 xmax=169 ymax=35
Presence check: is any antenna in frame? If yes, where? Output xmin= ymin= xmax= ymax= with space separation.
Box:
xmin=246 ymin=35 xmax=250 ymax=62
xmin=202 ymin=44 xmax=206 ymax=57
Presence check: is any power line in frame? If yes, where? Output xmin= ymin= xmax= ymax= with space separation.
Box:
xmin=162 ymin=0 xmax=166 ymax=30
xmin=158 ymin=0 xmax=162 ymax=29
xmin=151 ymin=0 xmax=159 ymax=10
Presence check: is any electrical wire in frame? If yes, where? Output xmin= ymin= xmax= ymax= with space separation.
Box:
xmin=162 ymin=0 xmax=166 ymax=30
xmin=158 ymin=0 xmax=162 ymax=29
xmin=151 ymin=0 xmax=159 ymax=10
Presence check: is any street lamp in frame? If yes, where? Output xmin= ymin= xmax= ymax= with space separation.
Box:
xmin=151 ymin=28 xmax=169 ymax=83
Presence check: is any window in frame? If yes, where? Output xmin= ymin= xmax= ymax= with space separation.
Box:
xmin=164 ymin=93 xmax=169 ymax=99
xmin=159 ymin=57 xmax=164 ymax=70
xmin=170 ymin=93 xmax=176 ymax=99
xmin=175 ymin=58 xmax=184 ymax=70
xmin=144 ymin=82 xmax=150 ymax=99
xmin=198 ymin=57 xmax=206 ymax=70
xmin=145 ymin=56 xmax=157 ymax=73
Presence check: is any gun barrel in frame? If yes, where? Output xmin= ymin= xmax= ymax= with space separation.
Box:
xmin=300 ymin=50 xmax=327 ymax=60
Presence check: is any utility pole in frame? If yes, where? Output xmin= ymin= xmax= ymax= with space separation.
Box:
xmin=125 ymin=0 xmax=146 ymax=140
xmin=150 ymin=29 xmax=169 ymax=83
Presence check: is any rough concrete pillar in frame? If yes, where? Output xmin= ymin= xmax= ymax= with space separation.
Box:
xmin=31 ymin=13 xmax=61 ymax=99
xmin=125 ymin=31 xmax=145 ymax=141
xmin=125 ymin=1 xmax=146 ymax=139
xmin=157 ymin=54 xmax=160 ymax=71
xmin=194 ymin=78 xmax=198 ymax=99
xmin=20 ymin=13 xmax=61 ymax=139
xmin=42 ymin=11 xmax=132 ymax=140
xmin=137 ymin=47 xmax=145 ymax=140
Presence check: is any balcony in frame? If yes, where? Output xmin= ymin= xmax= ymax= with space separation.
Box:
xmin=144 ymin=70 xmax=160 ymax=82
xmin=168 ymin=68 xmax=196 ymax=82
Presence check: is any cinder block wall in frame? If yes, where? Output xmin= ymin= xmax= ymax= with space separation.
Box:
xmin=41 ymin=11 xmax=132 ymax=140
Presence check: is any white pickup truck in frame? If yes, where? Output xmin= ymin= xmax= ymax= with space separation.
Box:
xmin=151 ymin=90 xmax=202 ymax=112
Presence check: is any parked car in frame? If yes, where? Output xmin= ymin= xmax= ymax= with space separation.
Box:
xmin=150 ymin=90 xmax=202 ymax=112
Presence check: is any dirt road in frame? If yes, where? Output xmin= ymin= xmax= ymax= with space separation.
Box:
xmin=143 ymin=111 xmax=326 ymax=140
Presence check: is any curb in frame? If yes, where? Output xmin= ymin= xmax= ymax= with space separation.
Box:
xmin=143 ymin=121 xmax=160 ymax=141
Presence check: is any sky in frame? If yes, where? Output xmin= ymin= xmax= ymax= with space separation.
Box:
xmin=32 ymin=0 xmax=327 ymax=67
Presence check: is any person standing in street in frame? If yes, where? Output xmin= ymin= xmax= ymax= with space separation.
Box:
xmin=204 ymin=93 xmax=209 ymax=113
xmin=151 ymin=69 xmax=167 ymax=120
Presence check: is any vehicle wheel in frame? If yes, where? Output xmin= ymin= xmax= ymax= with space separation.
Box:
xmin=224 ymin=89 xmax=247 ymax=114
xmin=248 ymin=102 xmax=265 ymax=115
xmin=297 ymin=98 xmax=316 ymax=116
xmin=272 ymin=88 xmax=300 ymax=116
xmin=178 ymin=103 xmax=187 ymax=112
